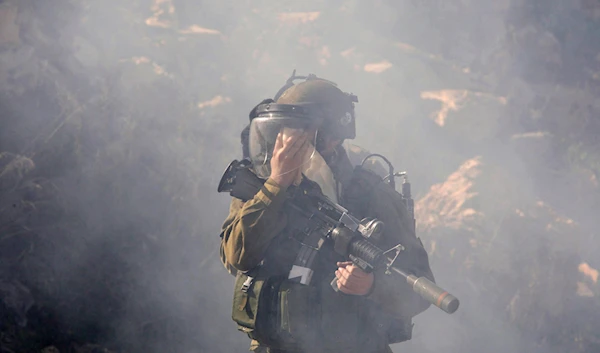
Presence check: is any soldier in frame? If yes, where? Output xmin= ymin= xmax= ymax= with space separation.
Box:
xmin=219 ymin=74 xmax=434 ymax=353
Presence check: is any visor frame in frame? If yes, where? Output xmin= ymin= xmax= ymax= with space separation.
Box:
xmin=248 ymin=113 xmax=317 ymax=180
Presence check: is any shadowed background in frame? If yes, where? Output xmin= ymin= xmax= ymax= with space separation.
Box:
xmin=0 ymin=0 xmax=599 ymax=352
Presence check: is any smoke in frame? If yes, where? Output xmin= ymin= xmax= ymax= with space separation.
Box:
xmin=1 ymin=0 xmax=599 ymax=352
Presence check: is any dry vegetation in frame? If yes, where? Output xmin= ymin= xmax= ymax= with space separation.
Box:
xmin=0 ymin=0 xmax=599 ymax=352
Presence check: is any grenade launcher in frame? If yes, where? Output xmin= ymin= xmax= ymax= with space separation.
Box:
xmin=217 ymin=159 xmax=460 ymax=315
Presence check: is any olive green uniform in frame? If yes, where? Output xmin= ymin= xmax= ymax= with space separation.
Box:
xmin=219 ymin=145 xmax=434 ymax=353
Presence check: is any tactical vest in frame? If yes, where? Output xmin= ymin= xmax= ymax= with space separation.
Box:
xmin=231 ymin=150 xmax=413 ymax=353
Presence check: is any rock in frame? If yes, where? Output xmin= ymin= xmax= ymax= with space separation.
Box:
xmin=420 ymin=89 xmax=507 ymax=145
xmin=415 ymin=154 xmax=599 ymax=351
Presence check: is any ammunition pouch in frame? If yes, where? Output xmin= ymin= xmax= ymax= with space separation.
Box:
xmin=232 ymin=269 xmax=412 ymax=352
xmin=232 ymin=271 xmax=319 ymax=352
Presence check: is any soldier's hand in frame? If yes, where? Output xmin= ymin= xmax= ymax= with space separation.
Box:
xmin=270 ymin=130 xmax=310 ymax=189
xmin=335 ymin=261 xmax=374 ymax=296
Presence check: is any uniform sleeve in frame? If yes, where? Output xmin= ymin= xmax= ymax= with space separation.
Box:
xmin=361 ymin=178 xmax=434 ymax=319
xmin=219 ymin=178 xmax=288 ymax=273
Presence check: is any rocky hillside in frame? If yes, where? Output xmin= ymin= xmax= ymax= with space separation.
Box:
xmin=0 ymin=0 xmax=599 ymax=352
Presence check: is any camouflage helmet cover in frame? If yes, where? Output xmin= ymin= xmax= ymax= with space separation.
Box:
xmin=275 ymin=79 xmax=357 ymax=140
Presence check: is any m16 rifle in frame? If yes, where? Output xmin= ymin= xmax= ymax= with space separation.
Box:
xmin=218 ymin=159 xmax=460 ymax=315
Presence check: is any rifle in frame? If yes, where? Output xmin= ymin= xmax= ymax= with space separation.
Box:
xmin=218 ymin=159 xmax=460 ymax=314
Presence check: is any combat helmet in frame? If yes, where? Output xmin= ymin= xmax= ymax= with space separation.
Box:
xmin=272 ymin=71 xmax=358 ymax=141
xmin=241 ymin=71 xmax=358 ymax=160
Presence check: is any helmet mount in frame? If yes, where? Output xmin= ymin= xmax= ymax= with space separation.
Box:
xmin=273 ymin=69 xmax=358 ymax=104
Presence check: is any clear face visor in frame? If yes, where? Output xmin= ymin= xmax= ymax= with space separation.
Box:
xmin=248 ymin=117 xmax=318 ymax=180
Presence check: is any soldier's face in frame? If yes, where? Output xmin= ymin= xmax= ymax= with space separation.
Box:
xmin=303 ymin=123 xmax=342 ymax=158
xmin=316 ymin=130 xmax=342 ymax=158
